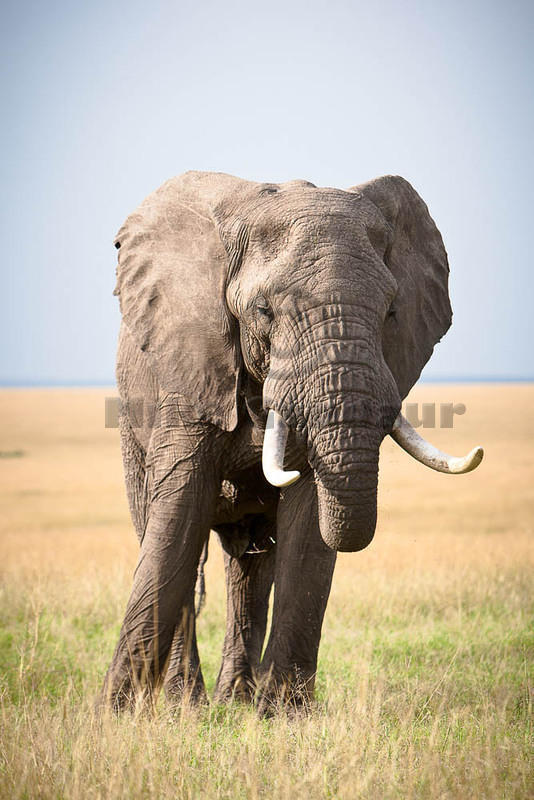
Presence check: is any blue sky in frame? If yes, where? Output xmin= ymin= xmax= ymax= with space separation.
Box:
xmin=2 ymin=0 xmax=533 ymax=384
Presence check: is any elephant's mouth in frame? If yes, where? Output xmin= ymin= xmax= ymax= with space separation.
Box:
xmin=262 ymin=407 xmax=484 ymax=551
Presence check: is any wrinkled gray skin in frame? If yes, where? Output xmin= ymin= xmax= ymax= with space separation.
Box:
xmin=101 ymin=172 xmax=451 ymax=713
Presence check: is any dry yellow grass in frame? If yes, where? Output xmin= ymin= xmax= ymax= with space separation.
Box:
xmin=0 ymin=384 xmax=532 ymax=798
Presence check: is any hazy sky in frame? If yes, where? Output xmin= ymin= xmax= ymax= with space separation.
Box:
xmin=2 ymin=0 xmax=533 ymax=383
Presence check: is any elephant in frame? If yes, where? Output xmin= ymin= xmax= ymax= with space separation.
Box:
xmin=101 ymin=171 xmax=483 ymax=713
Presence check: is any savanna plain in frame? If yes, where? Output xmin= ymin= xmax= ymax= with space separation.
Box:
xmin=0 ymin=384 xmax=532 ymax=799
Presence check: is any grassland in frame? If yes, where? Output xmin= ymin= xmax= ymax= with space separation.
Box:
xmin=0 ymin=384 xmax=532 ymax=798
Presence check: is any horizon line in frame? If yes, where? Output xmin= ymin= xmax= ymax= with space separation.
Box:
xmin=0 ymin=375 xmax=533 ymax=388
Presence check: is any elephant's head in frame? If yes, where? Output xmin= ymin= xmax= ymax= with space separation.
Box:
xmin=114 ymin=171 xmax=483 ymax=552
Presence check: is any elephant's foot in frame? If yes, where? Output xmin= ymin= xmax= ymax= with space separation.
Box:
xmin=97 ymin=660 xmax=206 ymax=715
xmin=97 ymin=669 xmax=160 ymax=716
xmin=212 ymin=671 xmax=256 ymax=705
xmin=164 ymin=669 xmax=207 ymax=707
xmin=255 ymin=667 xmax=315 ymax=717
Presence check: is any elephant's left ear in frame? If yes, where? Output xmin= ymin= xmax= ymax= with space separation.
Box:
xmin=349 ymin=176 xmax=452 ymax=399
xmin=114 ymin=171 xmax=252 ymax=431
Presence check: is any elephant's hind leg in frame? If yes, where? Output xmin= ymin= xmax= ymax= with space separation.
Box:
xmin=213 ymin=516 xmax=276 ymax=703
xmin=163 ymin=587 xmax=207 ymax=706
xmin=257 ymin=474 xmax=337 ymax=716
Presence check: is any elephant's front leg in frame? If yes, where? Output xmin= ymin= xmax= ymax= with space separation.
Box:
xmin=213 ymin=519 xmax=276 ymax=703
xmin=257 ymin=473 xmax=337 ymax=714
xmin=101 ymin=418 xmax=220 ymax=712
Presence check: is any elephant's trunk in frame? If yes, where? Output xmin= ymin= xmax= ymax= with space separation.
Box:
xmin=265 ymin=363 xmax=393 ymax=551
xmin=315 ymin=479 xmax=378 ymax=552
xmin=260 ymin=406 xmax=380 ymax=550
xmin=308 ymin=409 xmax=383 ymax=552
xmin=263 ymin=299 xmax=400 ymax=553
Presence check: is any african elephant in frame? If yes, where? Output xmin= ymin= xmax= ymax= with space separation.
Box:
xmin=101 ymin=171 xmax=483 ymax=713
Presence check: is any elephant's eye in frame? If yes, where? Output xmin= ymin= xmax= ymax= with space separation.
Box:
xmin=255 ymin=295 xmax=273 ymax=320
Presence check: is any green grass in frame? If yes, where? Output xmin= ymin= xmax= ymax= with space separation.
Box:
xmin=0 ymin=560 xmax=532 ymax=799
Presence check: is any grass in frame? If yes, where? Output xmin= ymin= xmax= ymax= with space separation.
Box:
xmin=0 ymin=385 xmax=533 ymax=798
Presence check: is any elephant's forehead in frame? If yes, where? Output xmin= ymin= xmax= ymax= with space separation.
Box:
xmin=242 ymin=189 xmax=384 ymax=267
xmin=238 ymin=186 xmax=395 ymax=303
xmin=246 ymin=186 xmax=378 ymax=241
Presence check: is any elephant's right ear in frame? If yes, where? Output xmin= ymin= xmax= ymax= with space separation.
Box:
xmin=114 ymin=171 xmax=251 ymax=431
xmin=349 ymin=175 xmax=452 ymax=399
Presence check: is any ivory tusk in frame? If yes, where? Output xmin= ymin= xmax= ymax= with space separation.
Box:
xmin=390 ymin=413 xmax=484 ymax=474
xmin=262 ymin=409 xmax=301 ymax=488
